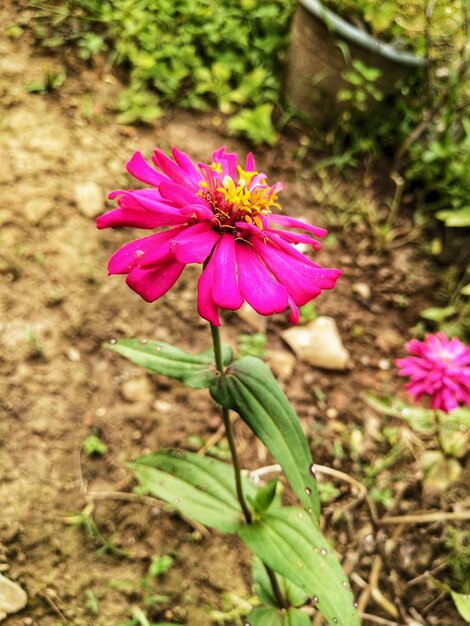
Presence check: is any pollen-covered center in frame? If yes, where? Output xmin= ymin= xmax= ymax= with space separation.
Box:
xmin=198 ymin=165 xmax=280 ymax=230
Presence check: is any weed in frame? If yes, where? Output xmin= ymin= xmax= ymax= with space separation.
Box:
xmin=82 ymin=430 xmax=108 ymax=456
xmin=238 ymin=333 xmax=267 ymax=359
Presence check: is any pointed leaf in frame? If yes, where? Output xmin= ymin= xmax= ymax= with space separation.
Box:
xmin=247 ymin=606 xmax=311 ymax=626
xmin=240 ymin=507 xmax=360 ymax=626
xmin=252 ymin=479 xmax=278 ymax=515
xmin=107 ymin=339 xmax=232 ymax=389
xmin=131 ymin=449 xmax=257 ymax=534
xmin=210 ymin=356 xmax=320 ymax=520
xmin=450 ymin=590 xmax=470 ymax=621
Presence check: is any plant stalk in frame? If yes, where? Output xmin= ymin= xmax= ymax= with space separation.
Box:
xmin=210 ymin=323 xmax=252 ymax=523
xmin=210 ymin=323 xmax=288 ymax=609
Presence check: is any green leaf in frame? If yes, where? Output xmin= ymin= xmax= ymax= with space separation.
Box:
xmin=247 ymin=606 xmax=311 ymax=626
xmin=420 ymin=306 xmax=457 ymax=323
xmin=251 ymin=479 xmax=278 ymax=515
xmin=148 ymin=554 xmax=174 ymax=578
xmin=107 ymin=339 xmax=232 ymax=389
xmin=436 ymin=207 xmax=470 ymax=227
xmin=131 ymin=449 xmax=257 ymax=534
xmin=210 ymin=356 xmax=320 ymax=520
xmin=431 ymin=579 xmax=470 ymax=622
xmin=227 ymin=104 xmax=277 ymax=146
xmin=364 ymin=395 xmax=470 ymax=434
xmin=450 ymin=590 xmax=470 ymax=622
xmin=239 ymin=508 xmax=360 ymax=626
xmin=253 ymin=556 xmax=306 ymax=608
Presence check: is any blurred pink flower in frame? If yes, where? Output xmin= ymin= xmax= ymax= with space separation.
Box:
xmin=97 ymin=146 xmax=340 ymax=325
xmin=396 ymin=332 xmax=470 ymax=412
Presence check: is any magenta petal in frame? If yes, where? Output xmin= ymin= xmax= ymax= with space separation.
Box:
xmin=211 ymin=234 xmax=244 ymax=310
xmin=254 ymin=239 xmax=340 ymax=306
xmin=171 ymin=147 xmax=202 ymax=181
xmin=170 ymin=223 xmax=219 ymax=264
xmin=152 ymin=149 xmax=199 ymax=191
xmin=245 ymin=152 xmax=255 ymax=172
xmin=126 ymin=152 xmax=168 ymax=186
xmin=236 ymin=242 xmax=288 ymax=315
xmin=159 ymin=181 xmax=201 ymax=207
xmin=267 ymin=214 xmax=327 ymax=238
xmin=97 ymin=208 xmax=187 ymax=229
xmin=126 ymin=258 xmax=185 ymax=303
xmin=108 ymin=229 xmax=181 ymax=274
xmin=197 ymin=256 xmax=220 ymax=326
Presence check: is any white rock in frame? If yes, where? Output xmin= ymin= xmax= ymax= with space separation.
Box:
xmin=0 ymin=574 xmax=27 ymax=620
xmin=121 ymin=376 xmax=154 ymax=404
xmin=237 ymin=302 xmax=267 ymax=333
xmin=23 ymin=198 xmax=53 ymax=225
xmin=74 ymin=181 xmax=104 ymax=218
xmin=352 ymin=282 xmax=371 ymax=301
xmin=266 ymin=349 xmax=296 ymax=381
xmin=281 ymin=316 xmax=349 ymax=370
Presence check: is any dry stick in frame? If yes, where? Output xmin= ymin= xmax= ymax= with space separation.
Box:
xmin=39 ymin=590 xmax=68 ymax=623
xmin=361 ymin=614 xmax=405 ymax=626
xmin=197 ymin=421 xmax=226 ymax=455
xmin=378 ymin=510 xmax=470 ymax=526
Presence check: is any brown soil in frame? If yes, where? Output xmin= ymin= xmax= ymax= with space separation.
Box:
xmin=0 ymin=13 xmax=468 ymax=626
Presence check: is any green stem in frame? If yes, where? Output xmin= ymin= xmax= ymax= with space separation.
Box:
xmin=210 ymin=323 xmax=288 ymax=610
xmin=210 ymin=323 xmax=252 ymax=524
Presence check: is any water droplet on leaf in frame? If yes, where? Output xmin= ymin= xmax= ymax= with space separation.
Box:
xmin=109 ymin=339 xmax=117 ymax=345
xmin=320 ymin=548 xmax=327 ymax=556
xmin=305 ymin=487 xmax=312 ymax=495
xmin=313 ymin=595 xmax=319 ymax=603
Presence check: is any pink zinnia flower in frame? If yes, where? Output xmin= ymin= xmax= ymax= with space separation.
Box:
xmin=97 ymin=146 xmax=341 ymax=325
xmin=396 ymin=332 xmax=470 ymax=413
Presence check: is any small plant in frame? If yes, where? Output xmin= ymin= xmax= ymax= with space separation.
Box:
xmin=82 ymin=430 xmax=108 ymax=456
xmin=238 ymin=333 xmax=267 ymax=359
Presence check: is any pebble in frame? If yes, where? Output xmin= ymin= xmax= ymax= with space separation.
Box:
xmin=74 ymin=181 xmax=104 ymax=218
xmin=23 ymin=198 xmax=53 ymax=225
xmin=352 ymin=282 xmax=371 ymax=301
xmin=282 ymin=317 xmax=350 ymax=370
xmin=266 ymin=349 xmax=296 ymax=381
xmin=378 ymin=358 xmax=391 ymax=371
xmin=121 ymin=376 xmax=154 ymax=404
xmin=236 ymin=303 xmax=267 ymax=333
xmin=0 ymin=574 xmax=27 ymax=620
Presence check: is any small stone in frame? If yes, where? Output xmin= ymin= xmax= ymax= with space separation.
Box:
xmin=23 ymin=198 xmax=53 ymax=225
xmin=378 ymin=358 xmax=391 ymax=371
xmin=352 ymin=282 xmax=371 ymax=301
xmin=153 ymin=399 xmax=172 ymax=412
xmin=326 ymin=407 xmax=338 ymax=420
xmin=66 ymin=348 xmax=81 ymax=362
xmin=0 ymin=574 xmax=27 ymax=619
xmin=121 ymin=376 xmax=154 ymax=404
xmin=266 ymin=349 xmax=296 ymax=381
xmin=282 ymin=317 xmax=349 ymax=370
xmin=237 ymin=302 xmax=267 ymax=333
xmin=74 ymin=181 xmax=104 ymax=218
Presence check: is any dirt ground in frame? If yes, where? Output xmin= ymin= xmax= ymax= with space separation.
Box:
xmin=0 ymin=13 xmax=468 ymax=626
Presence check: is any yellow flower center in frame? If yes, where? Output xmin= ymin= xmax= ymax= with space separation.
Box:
xmin=198 ymin=166 xmax=280 ymax=230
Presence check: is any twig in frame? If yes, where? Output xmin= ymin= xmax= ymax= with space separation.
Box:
xmin=378 ymin=510 xmax=470 ymax=526
xmin=406 ymin=562 xmax=447 ymax=586
xmin=361 ymin=614 xmax=405 ymax=626
xmin=197 ymin=422 xmax=226 ymax=455
xmin=39 ymin=590 xmax=68 ymax=623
